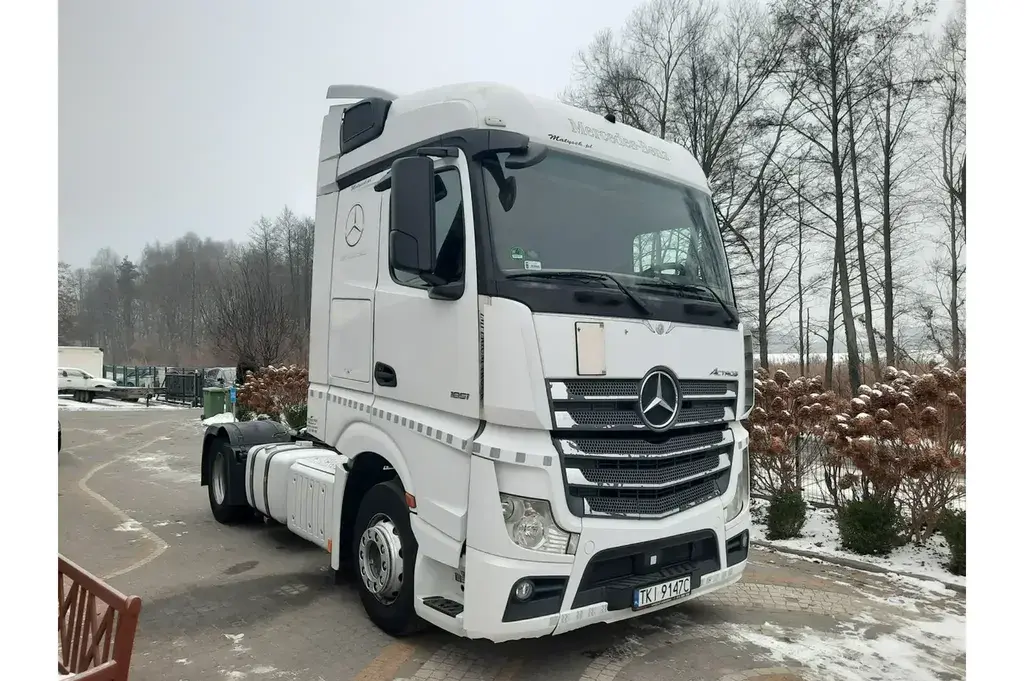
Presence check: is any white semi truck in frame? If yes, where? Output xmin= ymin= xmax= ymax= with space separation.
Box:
xmin=200 ymin=82 xmax=754 ymax=642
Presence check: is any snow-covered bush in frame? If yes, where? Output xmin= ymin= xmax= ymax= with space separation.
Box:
xmin=236 ymin=364 xmax=308 ymax=427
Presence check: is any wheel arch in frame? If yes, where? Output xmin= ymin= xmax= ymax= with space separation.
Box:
xmin=199 ymin=420 xmax=292 ymax=486
xmin=334 ymin=422 xmax=415 ymax=566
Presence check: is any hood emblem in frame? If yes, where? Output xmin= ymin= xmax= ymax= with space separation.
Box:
xmin=638 ymin=367 xmax=680 ymax=432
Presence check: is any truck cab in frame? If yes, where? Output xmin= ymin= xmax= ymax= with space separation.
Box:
xmin=201 ymin=82 xmax=753 ymax=642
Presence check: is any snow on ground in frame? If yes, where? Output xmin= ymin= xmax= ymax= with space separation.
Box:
xmin=201 ymin=412 xmax=236 ymax=426
xmin=750 ymin=498 xmax=965 ymax=587
xmin=58 ymin=396 xmax=187 ymax=411
xmin=724 ymin=607 xmax=965 ymax=681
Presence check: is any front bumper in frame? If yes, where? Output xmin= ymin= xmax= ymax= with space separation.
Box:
xmin=449 ymin=503 xmax=750 ymax=642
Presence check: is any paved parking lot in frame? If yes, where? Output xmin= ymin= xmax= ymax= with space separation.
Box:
xmin=58 ymin=407 xmax=966 ymax=681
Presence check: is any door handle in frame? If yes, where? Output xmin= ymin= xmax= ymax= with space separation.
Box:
xmin=374 ymin=362 xmax=397 ymax=388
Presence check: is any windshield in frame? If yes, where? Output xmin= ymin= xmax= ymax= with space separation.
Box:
xmin=481 ymin=149 xmax=734 ymax=305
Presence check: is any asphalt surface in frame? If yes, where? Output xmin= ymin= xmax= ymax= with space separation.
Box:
xmin=58 ymin=407 xmax=966 ymax=681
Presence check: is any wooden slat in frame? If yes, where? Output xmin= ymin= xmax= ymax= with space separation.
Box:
xmin=57 ymin=555 xmax=142 ymax=681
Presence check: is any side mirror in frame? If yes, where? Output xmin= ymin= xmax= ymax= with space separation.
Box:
xmin=388 ymin=156 xmax=437 ymax=277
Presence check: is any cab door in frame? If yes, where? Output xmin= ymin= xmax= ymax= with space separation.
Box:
xmin=372 ymin=153 xmax=481 ymax=422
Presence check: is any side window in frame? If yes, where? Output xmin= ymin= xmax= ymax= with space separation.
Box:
xmin=60 ymin=370 xmax=68 ymax=378
xmin=393 ymin=168 xmax=465 ymax=288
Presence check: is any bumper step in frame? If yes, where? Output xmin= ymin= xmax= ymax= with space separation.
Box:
xmin=423 ymin=596 xmax=464 ymax=618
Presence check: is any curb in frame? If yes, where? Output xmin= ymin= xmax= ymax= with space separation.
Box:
xmin=751 ymin=540 xmax=966 ymax=595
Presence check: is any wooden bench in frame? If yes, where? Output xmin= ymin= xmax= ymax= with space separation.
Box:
xmin=58 ymin=555 xmax=143 ymax=681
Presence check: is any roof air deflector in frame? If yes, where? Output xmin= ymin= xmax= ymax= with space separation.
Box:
xmin=326 ymin=84 xmax=399 ymax=101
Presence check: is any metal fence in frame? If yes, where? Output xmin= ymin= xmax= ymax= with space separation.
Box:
xmin=102 ymin=365 xmax=165 ymax=388
xmin=101 ymin=365 xmax=240 ymax=407
xmin=163 ymin=370 xmax=204 ymax=407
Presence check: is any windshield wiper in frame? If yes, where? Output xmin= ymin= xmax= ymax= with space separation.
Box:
xmin=506 ymin=270 xmax=652 ymax=317
xmin=637 ymin=277 xmax=739 ymax=326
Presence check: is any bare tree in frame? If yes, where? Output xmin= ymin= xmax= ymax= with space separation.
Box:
xmin=777 ymin=0 xmax=934 ymax=388
xmin=922 ymin=1 xmax=966 ymax=367
xmin=869 ymin=33 xmax=933 ymax=366
xmin=205 ymin=250 xmax=295 ymax=367
xmin=752 ymin=167 xmax=802 ymax=366
xmin=565 ymin=0 xmax=790 ymax=262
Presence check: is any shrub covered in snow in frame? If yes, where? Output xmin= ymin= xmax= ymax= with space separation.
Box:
xmin=236 ymin=365 xmax=308 ymax=427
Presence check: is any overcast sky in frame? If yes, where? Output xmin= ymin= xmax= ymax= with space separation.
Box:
xmin=58 ymin=0 xmax=649 ymax=266
xmin=59 ymin=0 xmax=954 ymax=269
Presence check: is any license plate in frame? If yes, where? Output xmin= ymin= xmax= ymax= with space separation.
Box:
xmin=633 ymin=576 xmax=691 ymax=610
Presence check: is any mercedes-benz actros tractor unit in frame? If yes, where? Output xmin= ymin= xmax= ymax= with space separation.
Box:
xmin=199 ymin=82 xmax=754 ymax=643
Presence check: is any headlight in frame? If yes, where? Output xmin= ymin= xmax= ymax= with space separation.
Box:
xmin=499 ymin=493 xmax=575 ymax=555
xmin=725 ymin=445 xmax=749 ymax=522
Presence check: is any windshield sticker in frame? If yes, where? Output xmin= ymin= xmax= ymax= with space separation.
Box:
xmin=510 ymin=247 xmax=525 ymax=260
xmin=524 ymin=260 xmax=542 ymax=271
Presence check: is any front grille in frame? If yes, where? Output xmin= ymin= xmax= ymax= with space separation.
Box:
xmin=561 ymin=403 xmax=726 ymax=428
xmin=560 ymin=379 xmax=730 ymax=399
xmin=551 ymin=376 xmax=737 ymax=519
xmin=578 ymin=474 xmax=727 ymax=517
xmin=570 ymin=454 xmax=719 ymax=487
xmin=549 ymin=378 xmax=736 ymax=432
xmin=563 ymin=429 xmax=727 ymax=457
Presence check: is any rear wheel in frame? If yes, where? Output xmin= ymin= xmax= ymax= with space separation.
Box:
xmin=208 ymin=440 xmax=250 ymax=524
xmin=353 ymin=479 xmax=425 ymax=636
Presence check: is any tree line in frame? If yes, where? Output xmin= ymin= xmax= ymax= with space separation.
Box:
xmin=58 ymin=208 xmax=314 ymax=368
xmin=58 ymin=0 xmax=965 ymax=388
xmin=565 ymin=0 xmax=965 ymax=388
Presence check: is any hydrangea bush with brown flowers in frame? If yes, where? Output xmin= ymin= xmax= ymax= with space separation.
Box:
xmin=748 ymin=368 xmax=844 ymax=497
xmin=236 ymin=365 xmax=309 ymax=429
xmin=822 ymin=366 xmax=966 ymax=545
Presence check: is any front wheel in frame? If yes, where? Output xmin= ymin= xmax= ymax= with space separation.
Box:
xmin=208 ymin=440 xmax=250 ymax=524
xmin=353 ymin=479 xmax=425 ymax=636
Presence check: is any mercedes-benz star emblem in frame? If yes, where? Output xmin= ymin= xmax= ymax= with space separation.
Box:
xmin=638 ymin=368 xmax=680 ymax=431
xmin=344 ymin=204 xmax=364 ymax=247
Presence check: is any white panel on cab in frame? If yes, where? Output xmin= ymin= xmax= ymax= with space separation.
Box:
xmin=329 ymin=299 xmax=372 ymax=383
xmin=575 ymin=321 xmax=607 ymax=376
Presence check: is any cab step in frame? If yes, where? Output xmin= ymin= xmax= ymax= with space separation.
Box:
xmin=422 ymin=596 xmax=464 ymax=618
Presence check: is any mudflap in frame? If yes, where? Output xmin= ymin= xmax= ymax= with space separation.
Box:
xmin=200 ymin=420 xmax=293 ymax=507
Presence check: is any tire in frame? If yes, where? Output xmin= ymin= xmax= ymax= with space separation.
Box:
xmin=352 ymin=479 xmax=425 ymax=636
xmin=208 ymin=440 xmax=250 ymax=524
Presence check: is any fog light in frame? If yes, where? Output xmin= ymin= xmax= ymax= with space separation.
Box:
xmin=513 ymin=579 xmax=535 ymax=602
